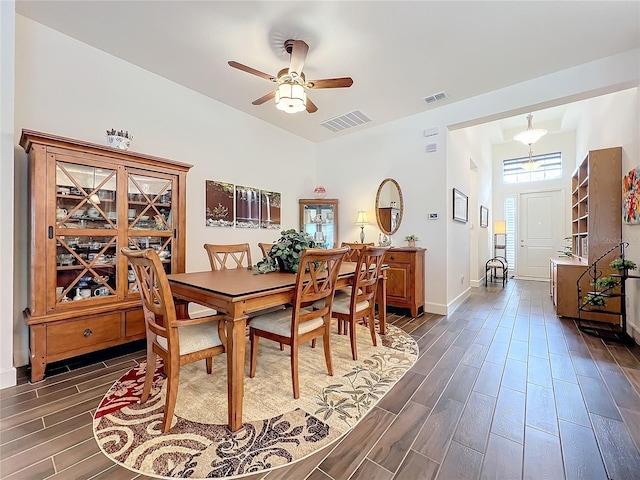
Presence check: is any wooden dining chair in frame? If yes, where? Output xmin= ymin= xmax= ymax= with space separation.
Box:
xmin=330 ymin=245 xmax=389 ymax=360
xmin=258 ymin=242 xmax=275 ymax=259
xmin=204 ymin=243 xmax=252 ymax=271
xmin=340 ymin=241 xmax=374 ymax=262
xmin=249 ymin=247 xmax=348 ymax=399
xmin=121 ymin=247 xmax=226 ymax=433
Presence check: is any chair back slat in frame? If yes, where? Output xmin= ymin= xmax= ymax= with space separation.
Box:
xmin=351 ymin=246 xmax=389 ymax=307
xmin=340 ymin=241 xmax=374 ymax=262
xmin=121 ymin=247 xmax=177 ymax=341
xmin=292 ymin=247 xmax=348 ymax=333
xmin=204 ymin=243 xmax=252 ymax=271
xmin=258 ymin=242 xmax=274 ymax=259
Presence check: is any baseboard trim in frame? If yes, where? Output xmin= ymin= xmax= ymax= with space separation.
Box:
xmin=446 ymin=287 xmax=471 ymax=315
xmin=0 ymin=366 xmax=17 ymax=389
xmin=628 ymin=322 xmax=640 ymax=345
xmin=424 ymin=302 xmax=448 ymax=316
xmin=471 ymin=277 xmax=485 ymax=288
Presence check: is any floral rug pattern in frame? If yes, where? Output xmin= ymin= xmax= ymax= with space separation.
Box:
xmin=93 ymin=324 xmax=417 ymax=479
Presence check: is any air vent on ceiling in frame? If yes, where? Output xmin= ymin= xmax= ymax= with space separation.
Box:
xmin=424 ymin=91 xmax=448 ymax=104
xmin=320 ymin=110 xmax=372 ymax=132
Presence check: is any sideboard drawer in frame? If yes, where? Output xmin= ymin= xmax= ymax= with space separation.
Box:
xmin=47 ymin=314 xmax=122 ymax=356
xmin=385 ymin=251 xmax=413 ymax=264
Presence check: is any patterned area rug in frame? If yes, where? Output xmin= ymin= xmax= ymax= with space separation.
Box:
xmin=93 ymin=322 xmax=418 ymax=479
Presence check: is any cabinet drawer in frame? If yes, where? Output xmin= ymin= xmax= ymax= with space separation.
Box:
xmin=385 ymin=251 xmax=413 ymax=264
xmin=47 ymin=314 xmax=122 ymax=356
xmin=125 ymin=309 xmax=145 ymax=337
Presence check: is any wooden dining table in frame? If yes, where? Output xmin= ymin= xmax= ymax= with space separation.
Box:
xmin=167 ymin=263 xmax=387 ymax=432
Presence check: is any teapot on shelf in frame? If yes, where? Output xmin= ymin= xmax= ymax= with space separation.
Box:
xmin=56 ymin=208 xmax=67 ymax=221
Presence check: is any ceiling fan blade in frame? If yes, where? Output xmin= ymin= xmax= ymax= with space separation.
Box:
xmin=306 ymin=97 xmax=318 ymax=113
xmin=308 ymin=77 xmax=354 ymax=89
xmin=288 ymin=40 xmax=309 ymax=75
xmin=252 ymin=91 xmax=276 ymax=105
xmin=228 ymin=61 xmax=274 ymax=81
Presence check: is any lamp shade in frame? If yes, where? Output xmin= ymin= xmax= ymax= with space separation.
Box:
xmin=513 ymin=113 xmax=547 ymax=146
xmin=355 ymin=211 xmax=370 ymax=225
xmin=494 ymin=220 xmax=506 ymax=234
xmin=275 ymin=83 xmax=306 ymax=114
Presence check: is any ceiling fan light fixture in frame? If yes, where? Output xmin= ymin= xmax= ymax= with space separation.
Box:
xmin=275 ymin=83 xmax=307 ymax=114
xmin=513 ymin=113 xmax=547 ymax=145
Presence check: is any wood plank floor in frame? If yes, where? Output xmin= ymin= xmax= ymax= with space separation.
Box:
xmin=2 ymin=280 xmax=640 ymax=479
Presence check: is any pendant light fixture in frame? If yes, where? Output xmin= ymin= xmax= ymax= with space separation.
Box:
xmin=514 ymin=113 xmax=547 ymax=171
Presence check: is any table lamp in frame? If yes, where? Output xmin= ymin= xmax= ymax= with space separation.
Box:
xmin=355 ymin=211 xmax=370 ymax=243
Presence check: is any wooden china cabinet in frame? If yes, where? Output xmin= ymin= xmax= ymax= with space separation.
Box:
xmin=21 ymin=130 xmax=192 ymax=382
xmin=299 ymin=199 xmax=339 ymax=248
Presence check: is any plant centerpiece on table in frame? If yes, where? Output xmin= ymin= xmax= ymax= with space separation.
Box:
xmin=609 ymin=257 xmax=637 ymax=274
xmin=404 ymin=234 xmax=419 ymax=247
xmin=253 ymin=229 xmax=316 ymax=274
xmin=583 ymin=293 xmax=607 ymax=308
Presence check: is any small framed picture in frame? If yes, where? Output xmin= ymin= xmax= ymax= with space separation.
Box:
xmin=480 ymin=205 xmax=489 ymax=228
xmin=453 ymin=188 xmax=468 ymax=223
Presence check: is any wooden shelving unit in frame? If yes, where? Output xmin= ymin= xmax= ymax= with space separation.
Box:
xmin=551 ymin=146 xmax=622 ymax=323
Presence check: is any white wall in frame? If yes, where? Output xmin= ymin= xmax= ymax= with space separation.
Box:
xmin=574 ymin=88 xmax=640 ymax=339
xmin=1 ymin=1 xmax=16 ymax=388
xmin=12 ymin=16 xmax=316 ymax=367
xmin=449 ymin=128 xmax=493 ymax=289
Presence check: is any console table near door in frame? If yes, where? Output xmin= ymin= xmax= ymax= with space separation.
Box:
xmin=384 ymin=247 xmax=425 ymax=317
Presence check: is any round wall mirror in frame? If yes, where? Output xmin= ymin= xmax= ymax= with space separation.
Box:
xmin=375 ymin=178 xmax=403 ymax=235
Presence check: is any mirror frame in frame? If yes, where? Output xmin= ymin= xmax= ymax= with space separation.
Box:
xmin=375 ymin=178 xmax=404 ymax=235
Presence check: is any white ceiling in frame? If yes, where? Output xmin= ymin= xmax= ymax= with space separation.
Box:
xmin=15 ymin=1 xmax=640 ymax=143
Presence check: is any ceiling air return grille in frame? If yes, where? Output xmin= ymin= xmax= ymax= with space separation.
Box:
xmin=424 ymin=91 xmax=448 ymax=104
xmin=320 ymin=110 xmax=371 ymax=132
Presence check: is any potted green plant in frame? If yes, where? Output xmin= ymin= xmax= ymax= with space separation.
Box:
xmin=591 ymin=276 xmax=619 ymax=290
xmin=254 ymin=229 xmax=316 ymax=274
xmin=583 ymin=293 xmax=607 ymax=308
xmin=404 ymin=234 xmax=419 ymax=247
xmin=609 ymin=257 xmax=637 ymax=274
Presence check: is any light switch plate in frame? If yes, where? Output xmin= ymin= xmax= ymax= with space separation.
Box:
xmin=429 ymin=213 xmax=438 ymax=220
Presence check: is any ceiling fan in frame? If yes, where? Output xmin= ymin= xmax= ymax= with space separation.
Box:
xmin=228 ymin=39 xmax=353 ymax=114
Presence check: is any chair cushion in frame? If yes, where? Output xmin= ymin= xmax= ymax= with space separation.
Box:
xmin=156 ymin=321 xmax=223 ymax=355
xmin=250 ymin=307 xmax=323 ymax=337
xmin=331 ymin=291 xmax=370 ymax=315
xmin=486 ymin=260 xmax=506 ymax=268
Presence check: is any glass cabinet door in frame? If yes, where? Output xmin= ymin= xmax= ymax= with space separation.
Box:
xmin=125 ymin=172 xmax=175 ymax=297
xmin=299 ymin=199 xmax=339 ymax=249
xmin=54 ymin=162 xmax=118 ymax=305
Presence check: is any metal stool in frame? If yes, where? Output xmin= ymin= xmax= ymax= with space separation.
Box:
xmin=485 ymin=256 xmax=508 ymax=287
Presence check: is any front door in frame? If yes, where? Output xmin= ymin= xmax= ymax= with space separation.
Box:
xmin=518 ymin=190 xmax=564 ymax=279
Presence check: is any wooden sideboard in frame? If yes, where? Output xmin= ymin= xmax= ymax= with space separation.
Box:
xmin=383 ymin=247 xmax=425 ymax=317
